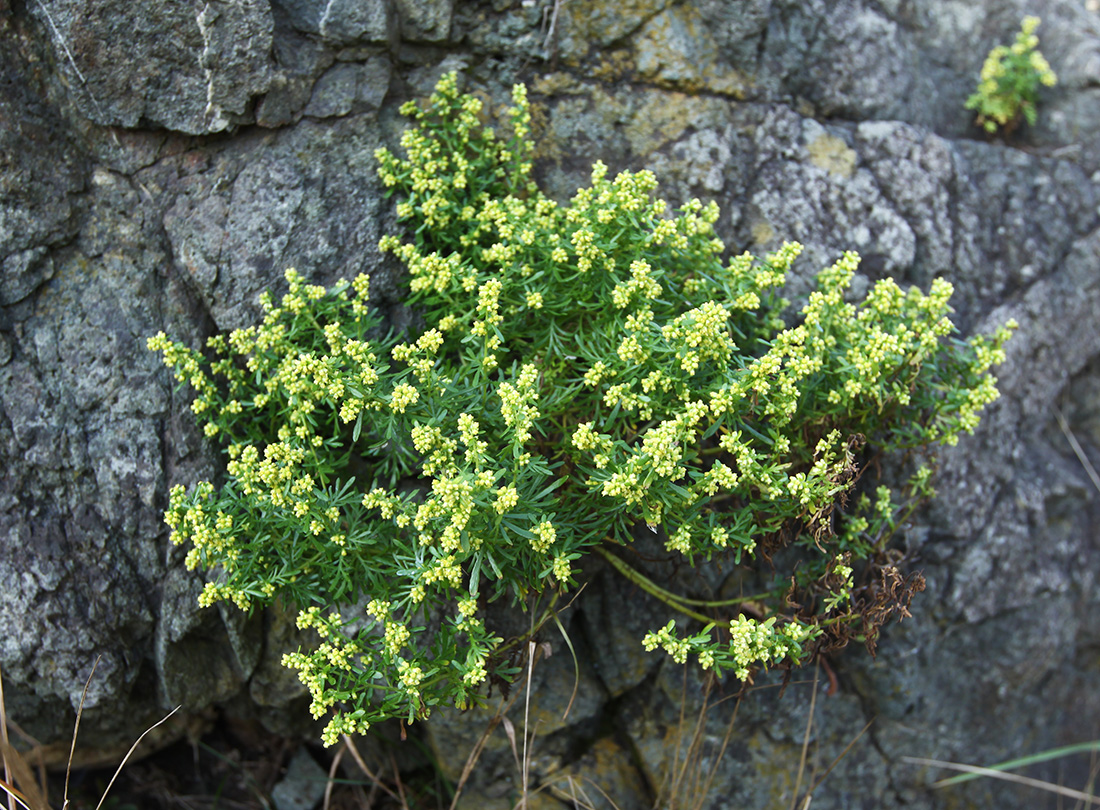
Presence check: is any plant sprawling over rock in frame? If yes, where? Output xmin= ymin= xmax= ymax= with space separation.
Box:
xmin=150 ymin=73 xmax=1014 ymax=745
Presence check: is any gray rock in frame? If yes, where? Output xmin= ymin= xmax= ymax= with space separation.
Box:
xmin=555 ymin=0 xmax=668 ymax=62
xmin=4 ymin=0 xmax=1100 ymax=806
xmin=0 ymin=22 xmax=85 ymax=305
xmin=28 ymin=0 xmax=275 ymax=134
xmin=257 ymin=31 xmax=335 ymax=128
xmin=272 ymin=748 xmax=329 ymax=810
xmin=273 ymin=0 xmax=396 ymax=45
xmin=302 ymin=56 xmax=392 ymax=119
xmin=395 ymin=0 xmax=453 ymax=42
xmin=163 ymin=145 xmax=306 ymax=332
xmin=155 ymin=568 xmax=262 ymax=709
xmin=1 ymin=248 xmax=54 ymax=306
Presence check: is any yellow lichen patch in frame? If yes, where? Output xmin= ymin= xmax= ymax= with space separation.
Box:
xmin=531 ymin=72 xmax=581 ymax=97
xmin=623 ymin=91 xmax=728 ymax=154
xmin=527 ymin=98 xmax=556 ymax=161
xmin=625 ymin=91 xmax=694 ymax=154
xmin=633 ymin=5 xmax=749 ymax=97
xmin=751 ymin=220 xmax=776 ymax=246
xmin=590 ymin=49 xmax=636 ymax=83
xmin=559 ymin=0 xmax=668 ymax=60
xmin=807 ymin=133 xmax=857 ymax=178
xmin=533 ymin=83 xmax=730 ymax=162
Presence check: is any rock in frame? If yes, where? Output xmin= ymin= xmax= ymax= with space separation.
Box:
xmin=0 ymin=22 xmax=85 ymax=306
xmin=632 ymin=4 xmax=749 ymax=96
xmin=556 ymin=0 xmax=667 ymax=63
xmin=302 ymin=56 xmax=392 ymax=119
xmin=272 ymin=748 xmax=329 ymax=810
xmin=395 ymin=0 xmax=454 ymax=42
xmin=1 ymin=248 xmax=54 ymax=306
xmin=161 ymin=118 xmax=397 ymax=332
xmin=155 ymin=568 xmax=263 ymax=709
xmin=27 ymin=0 xmax=275 ymax=134
xmin=543 ymin=737 xmax=649 ymax=809
xmin=256 ymin=30 xmax=335 ymax=129
xmin=423 ymin=614 xmax=610 ymax=800
xmin=765 ymin=0 xmax=917 ymax=121
xmin=273 ymin=0 xmax=397 ymax=46
xmin=3 ymin=0 xmax=1100 ymax=806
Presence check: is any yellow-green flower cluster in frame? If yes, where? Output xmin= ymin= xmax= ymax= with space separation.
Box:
xmin=390 ymin=382 xmax=419 ymax=413
xmin=785 ymin=429 xmax=855 ymax=514
xmin=966 ymin=16 xmax=1057 ymax=133
xmin=530 ymin=520 xmax=557 ymax=553
xmin=393 ymin=328 xmax=444 ymax=383
xmin=661 ymin=300 xmax=735 ymax=374
xmin=498 ymin=364 xmax=540 ymax=453
xmin=494 ymin=484 xmax=519 ymax=514
xmin=612 ymin=259 xmax=663 ymax=309
xmin=643 ymin=618 xmax=813 ymax=682
xmin=283 ymin=609 xmax=372 ymax=733
xmin=462 ymin=650 xmax=488 ymax=686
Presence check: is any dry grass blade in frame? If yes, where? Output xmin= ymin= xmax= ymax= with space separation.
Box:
xmin=341 ymin=734 xmax=402 ymax=805
xmin=798 ymin=717 xmax=874 ymax=805
xmin=448 ymin=723 xmax=497 ymax=810
xmin=562 ymin=775 xmax=584 ymax=809
xmin=501 ymin=717 xmax=520 ymax=773
xmin=562 ymin=774 xmax=616 ymax=810
xmin=93 ymin=705 xmax=180 ymax=810
xmin=0 ymin=666 xmax=46 ymax=810
xmin=1054 ymin=407 xmax=1100 ymax=496
xmin=550 ymin=612 xmax=579 ymax=722
xmin=903 ymin=756 xmax=1100 ymax=805
xmin=518 ymin=640 xmax=538 ymax=810
xmin=1 ymin=664 xmax=15 ymax=810
xmin=0 ymin=746 xmax=45 ymax=810
xmin=387 ymin=751 xmax=408 ymax=810
xmin=930 ymin=740 xmax=1100 ymax=788
xmin=789 ymin=664 xmax=820 ymax=810
xmin=656 ymin=667 xmax=741 ymax=810
xmin=448 ymin=633 xmax=544 ymax=810
xmin=695 ymin=688 xmax=743 ymax=807
xmin=2 ymin=725 xmax=44 ymax=810
xmin=446 ymin=693 xmax=515 ymax=810
xmin=322 ymin=743 xmax=344 ymax=810
xmin=62 ymin=656 xmax=101 ymax=809
xmin=680 ymin=676 xmax=712 ymax=805
xmin=658 ymin=665 xmax=690 ymax=807
xmin=0 ymin=780 xmax=31 ymax=810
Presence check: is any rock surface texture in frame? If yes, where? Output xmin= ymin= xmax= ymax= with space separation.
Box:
xmin=2 ymin=0 xmax=1099 ymax=806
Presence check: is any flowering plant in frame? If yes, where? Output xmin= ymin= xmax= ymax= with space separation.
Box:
xmin=966 ymin=16 xmax=1057 ymax=134
xmin=150 ymin=73 xmax=1014 ymax=745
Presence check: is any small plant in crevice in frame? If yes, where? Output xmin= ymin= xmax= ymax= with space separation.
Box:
xmin=966 ymin=15 xmax=1058 ymax=134
xmin=149 ymin=71 xmax=1015 ymax=746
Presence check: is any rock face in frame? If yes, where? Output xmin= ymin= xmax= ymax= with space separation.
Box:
xmin=2 ymin=0 xmax=1099 ymax=806
xmin=26 ymin=0 xmax=277 ymax=134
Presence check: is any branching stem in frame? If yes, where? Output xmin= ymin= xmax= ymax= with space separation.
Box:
xmin=596 ymin=545 xmax=773 ymax=627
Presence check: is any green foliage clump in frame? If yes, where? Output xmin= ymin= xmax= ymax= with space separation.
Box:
xmin=966 ymin=15 xmax=1057 ymax=134
xmin=149 ymin=72 xmax=1014 ymax=746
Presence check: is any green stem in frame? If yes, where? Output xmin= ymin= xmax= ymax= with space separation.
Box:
xmin=664 ymin=589 xmax=775 ymax=609
xmin=817 ymin=612 xmax=860 ymax=629
xmin=595 ymin=545 xmax=737 ymax=628
xmin=870 ymin=493 xmax=927 ymax=555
